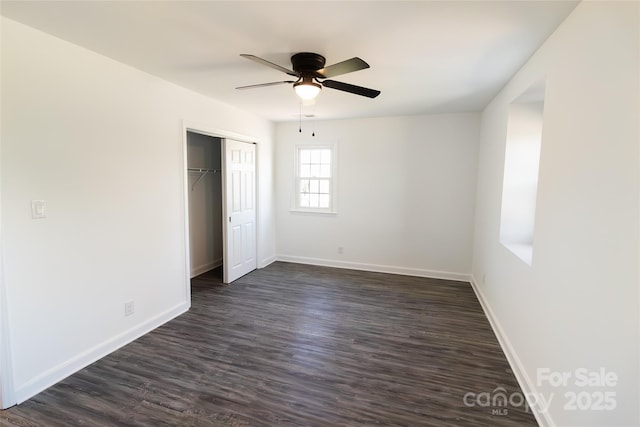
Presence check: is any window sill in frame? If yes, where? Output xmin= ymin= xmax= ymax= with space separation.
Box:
xmin=289 ymin=208 xmax=337 ymax=216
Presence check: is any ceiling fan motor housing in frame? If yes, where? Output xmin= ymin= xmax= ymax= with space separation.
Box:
xmin=291 ymin=52 xmax=326 ymax=75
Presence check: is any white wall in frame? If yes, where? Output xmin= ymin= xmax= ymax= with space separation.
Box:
xmin=187 ymin=133 xmax=223 ymax=277
xmin=275 ymin=113 xmax=479 ymax=280
xmin=0 ymin=17 xmax=275 ymax=405
xmin=471 ymin=2 xmax=639 ymax=426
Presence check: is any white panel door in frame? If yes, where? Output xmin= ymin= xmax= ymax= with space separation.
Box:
xmin=223 ymin=139 xmax=256 ymax=283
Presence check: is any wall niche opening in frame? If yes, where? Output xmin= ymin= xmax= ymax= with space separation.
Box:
xmin=499 ymin=79 xmax=546 ymax=265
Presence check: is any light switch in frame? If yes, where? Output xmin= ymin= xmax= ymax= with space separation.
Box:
xmin=31 ymin=200 xmax=46 ymax=219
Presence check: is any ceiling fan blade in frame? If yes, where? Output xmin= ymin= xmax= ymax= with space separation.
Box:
xmin=236 ymin=81 xmax=295 ymax=90
xmin=322 ymin=80 xmax=381 ymax=98
xmin=316 ymin=57 xmax=370 ymax=78
xmin=240 ymin=54 xmax=298 ymax=77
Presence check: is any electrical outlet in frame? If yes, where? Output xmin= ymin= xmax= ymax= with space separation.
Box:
xmin=124 ymin=301 xmax=135 ymax=317
xmin=31 ymin=200 xmax=46 ymax=219
xmin=337 ymin=246 xmax=344 ymax=255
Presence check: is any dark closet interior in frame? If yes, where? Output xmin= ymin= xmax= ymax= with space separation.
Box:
xmin=186 ymin=132 xmax=223 ymax=278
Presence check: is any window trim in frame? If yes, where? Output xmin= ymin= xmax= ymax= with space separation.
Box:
xmin=291 ymin=142 xmax=338 ymax=214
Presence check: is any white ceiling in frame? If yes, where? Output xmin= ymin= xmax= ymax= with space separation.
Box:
xmin=1 ymin=1 xmax=578 ymax=122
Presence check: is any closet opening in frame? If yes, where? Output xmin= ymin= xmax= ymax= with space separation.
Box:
xmin=184 ymin=126 xmax=257 ymax=288
xmin=186 ymin=131 xmax=224 ymax=285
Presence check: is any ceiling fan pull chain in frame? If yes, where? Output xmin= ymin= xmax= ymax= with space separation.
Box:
xmin=299 ymin=101 xmax=302 ymax=133
xmin=312 ymin=105 xmax=316 ymax=137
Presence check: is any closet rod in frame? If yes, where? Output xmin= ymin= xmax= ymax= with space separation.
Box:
xmin=188 ymin=167 xmax=221 ymax=173
xmin=189 ymin=168 xmax=222 ymax=191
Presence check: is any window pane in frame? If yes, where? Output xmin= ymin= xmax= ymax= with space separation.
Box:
xmin=300 ymin=149 xmax=311 ymax=163
xmin=300 ymin=193 xmax=310 ymax=207
xmin=310 ymin=179 xmax=319 ymax=193
xmin=309 ymin=193 xmax=319 ymax=207
xmin=300 ymin=165 xmax=311 ymax=177
xmin=319 ymin=180 xmax=329 ymax=194
xmin=320 ymin=165 xmax=330 ymax=178
xmin=300 ymin=179 xmax=309 ymax=193
xmin=319 ymin=194 xmax=330 ymax=208
xmin=310 ymin=149 xmax=321 ymax=163
xmin=321 ymin=149 xmax=331 ymax=164
xmin=310 ymin=164 xmax=320 ymax=177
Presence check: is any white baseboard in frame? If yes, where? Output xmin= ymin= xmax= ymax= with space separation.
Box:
xmin=276 ymin=254 xmax=471 ymax=283
xmin=469 ymin=276 xmax=553 ymax=427
xmin=259 ymin=255 xmax=277 ymax=269
xmin=13 ymin=301 xmax=190 ymax=405
xmin=190 ymin=259 xmax=222 ymax=278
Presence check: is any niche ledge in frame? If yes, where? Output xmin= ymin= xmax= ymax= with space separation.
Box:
xmin=502 ymin=242 xmax=533 ymax=266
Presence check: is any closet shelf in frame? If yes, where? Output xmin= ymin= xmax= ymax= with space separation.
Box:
xmin=188 ymin=168 xmax=222 ymax=191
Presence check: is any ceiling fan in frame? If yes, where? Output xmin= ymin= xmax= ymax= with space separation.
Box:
xmin=236 ymin=52 xmax=381 ymax=100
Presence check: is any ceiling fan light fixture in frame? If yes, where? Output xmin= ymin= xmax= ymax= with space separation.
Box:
xmin=293 ymin=78 xmax=321 ymax=100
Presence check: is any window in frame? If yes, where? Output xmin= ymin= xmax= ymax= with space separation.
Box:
xmin=293 ymin=144 xmax=337 ymax=213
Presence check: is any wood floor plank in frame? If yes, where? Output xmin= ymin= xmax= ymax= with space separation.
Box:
xmin=0 ymin=262 xmax=538 ymax=426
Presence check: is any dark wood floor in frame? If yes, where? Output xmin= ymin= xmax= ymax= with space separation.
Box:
xmin=1 ymin=262 xmax=537 ymax=426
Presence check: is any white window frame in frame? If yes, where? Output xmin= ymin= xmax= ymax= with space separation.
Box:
xmin=291 ymin=142 xmax=338 ymax=214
